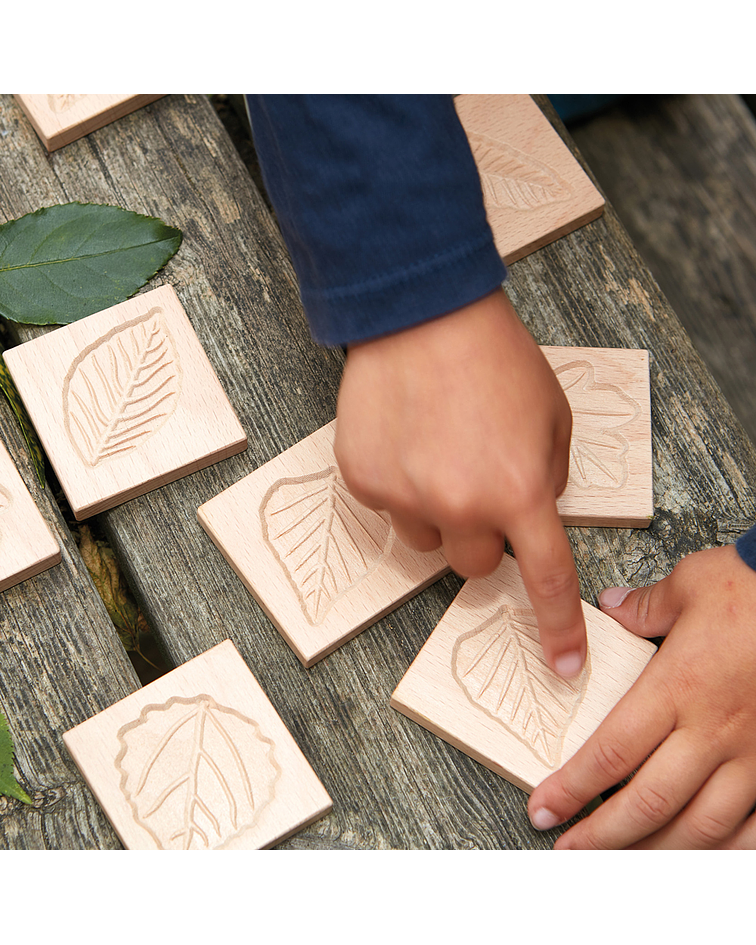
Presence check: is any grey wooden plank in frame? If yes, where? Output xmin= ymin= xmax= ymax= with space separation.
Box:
xmin=0 ymin=384 xmax=139 ymax=849
xmin=0 ymin=97 xmax=147 ymax=848
xmin=2 ymin=93 xmax=755 ymax=849
xmin=567 ymin=93 xmax=756 ymax=447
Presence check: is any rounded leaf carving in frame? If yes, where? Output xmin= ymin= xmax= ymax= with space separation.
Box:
xmin=115 ymin=695 xmax=280 ymax=850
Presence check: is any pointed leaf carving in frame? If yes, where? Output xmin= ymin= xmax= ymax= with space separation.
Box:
xmin=261 ymin=467 xmax=394 ymax=625
xmin=467 ymin=131 xmax=572 ymax=212
xmin=556 ymin=360 xmax=640 ymax=489
xmin=452 ymin=606 xmax=589 ymax=767
xmin=116 ymin=695 xmax=280 ymax=850
xmin=63 ymin=306 xmax=181 ymax=466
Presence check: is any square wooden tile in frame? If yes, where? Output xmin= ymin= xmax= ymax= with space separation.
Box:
xmin=14 ymin=94 xmax=164 ymax=151
xmin=3 ymin=284 xmax=247 ymax=519
xmin=455 ymin=94 xmax=605 ymax=263
xmin=197 ymin=421 xmax=450 ymax=667
xmin=391 ymin=554 xmax=657 ymax=793
xmin=545 ymin=345 xmax=653 ymax=527
xmin=63 ymin=640 xmax=333 ymax=849
xmin=0 ymin=437 xmax=60 ymax=590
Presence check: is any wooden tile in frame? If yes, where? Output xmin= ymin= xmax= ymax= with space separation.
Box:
xmin=4 ymin=284 xmax=247 ymax=520
xmin=63 ymin=640 xmax=333 ymax=849
xmin=546 ymin=345 xmax=653 ymax=528
xmin=0 ymin=437 xmax=60 ymax=590
xmin=455 ymin=94 xmax=605 ymax=263
xmin=197 ymin=421 xmax=450 ymax=667
xmin=14 ymin=94 xmax=164 ymax=151
xmin=391 ymin=554 xmax=656 ymax=794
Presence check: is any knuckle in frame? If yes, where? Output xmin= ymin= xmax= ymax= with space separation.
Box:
xmin=686 ymin=811 xmax=734 ymax=848
xmin=424 ymin=482 xmax=481 ymax=530
xmin=625 ymin=584 xmax=660 ymax=636
xmin=444 ymin=545 xmax=501 ymax=579
xmin=527 ymin=568 xmax=579 ymax=606
xmin=628 ymin=784 xmax=676 ymax=831
xmin=591 ymin=737 xmax=634 ymax=783
xmin=553 ymin=774 xmax=590 ymax=814
xmin=569 ymin=830 xmax=614 ymax=851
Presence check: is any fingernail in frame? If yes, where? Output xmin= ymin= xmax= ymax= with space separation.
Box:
xmin=530 ymin=807 xmax=562 ymax=831
xmin=599 ymin=586 xmax=632 ymax=609
xmin=554 ymin=651 xmax=584 ymax=678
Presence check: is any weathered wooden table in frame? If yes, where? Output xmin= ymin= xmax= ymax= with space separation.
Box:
xmin=1 ymin=93 xmax=754 ymax=849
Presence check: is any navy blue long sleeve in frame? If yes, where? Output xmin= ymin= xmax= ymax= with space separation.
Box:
xmin=737 ymin=524 xmax=756 ymax=571
xmin=245 ymin=94 xmax=506 ymax=346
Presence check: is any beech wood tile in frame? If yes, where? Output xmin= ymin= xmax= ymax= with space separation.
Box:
xmin=198 ymin=421 xmax=450 ymax=667
xmin=0 ymin=437 xmax=60 ymax=590
xmin=63 ymin=640 xmax=333 ymax=849
xmin=14 ymin=94 xmax=164 ymax=151
xmin=4 ymin=284 xmax=247 ymax=519
xmin=455 ymin=94 xmax=605 ymax=263
xmin=391 ymin=554 xmax=657 ymax=793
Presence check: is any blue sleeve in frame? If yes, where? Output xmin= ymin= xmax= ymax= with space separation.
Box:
xmin=736 ymin=525 xmax=756 ymax=570
xmin=245 ymin=94 xmax=507 ymax=347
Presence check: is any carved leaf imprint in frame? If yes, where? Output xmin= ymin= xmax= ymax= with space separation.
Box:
xmin=452 ymin=606 xmax=589 ymax=767
xmin=556 ymin=361 xmax=640 ymax=489
xmin=467 ymin=131 xmax=572 ymax=212
xmin=47 ymin=94 xmax=87 ymax=113
xmin=63 ymin=307 xmax=181 ymax=466
xmin=261 ymin=468 xmax=394 ymax=625
xmin=116 ymin=695 xmax=280 ymax=850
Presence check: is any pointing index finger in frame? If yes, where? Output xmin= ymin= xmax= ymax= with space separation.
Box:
xmin=506 ymin=497 xmax=587 ymax=678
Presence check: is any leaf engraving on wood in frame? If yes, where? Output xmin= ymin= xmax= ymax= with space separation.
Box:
xmin=63 ymin=307 xmax=181 ymax=466
xmin=555 ymin=361 xmax=640 ymax=489
xmin=47 ymin=94 xmax=86 ymax=113
xmin=467 ymin=131 xmax=572 ymax=212
xmin=115 ymin=695 xmax=281 ymax=850
xmin=452 ymin=606 xmax=589 ymax=767
xmin=261 ymin=467 xmax=394 ymax=625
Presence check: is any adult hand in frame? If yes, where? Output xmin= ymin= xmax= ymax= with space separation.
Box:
xmin=334 ymin=287 xmax=586 ymax=677
xmin=528 ymin=544 xmax=756 ymax=848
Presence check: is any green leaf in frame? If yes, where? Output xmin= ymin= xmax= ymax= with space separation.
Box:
xmin=0 ymin=709 xmax=32 ymax=805
xmin=0 ymin=203 xmax=182 ymax=325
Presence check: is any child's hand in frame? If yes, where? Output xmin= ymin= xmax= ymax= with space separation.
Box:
xmin=334 ymin=287 xmax=587 ymax=678
xmin=528 ymin=544 xmax=756 ymax=848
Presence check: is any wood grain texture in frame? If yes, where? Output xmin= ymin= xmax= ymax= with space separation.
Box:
xmin=456 ymin=94 xmax=605 ymax=263
xmin=391 ymin=554 xmax=656 ymax=793
xmin=0 ymin=376 xmax=140 ymax=850
xmin=64 ymin=640 xmax=332 ymax=849
xmin=546 ymin=346 xmax=652 ymax=526
xmin=4 ymin=285 xmax=247 ymax=519
xmin=14 ymin=95 xmax=164 ymax=152
xmin=1 ymin=94 xmax=755 ymax=849
xmin=0 ymin=437 xmax=60 ymax=590
xmin=567 ymin=94 xmax=756 ymax=449
xmin=199 ymin=420 xmax=450 ymax=666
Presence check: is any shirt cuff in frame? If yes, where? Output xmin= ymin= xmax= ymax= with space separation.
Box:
xmin=304 ymin=233 xmax=507 ymax=346
xmin=735 ymin=524 xmax=756 ymax=570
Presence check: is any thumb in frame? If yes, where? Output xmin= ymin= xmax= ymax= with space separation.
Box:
xmin=598 ymin=577 xmax=681 ymax=639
